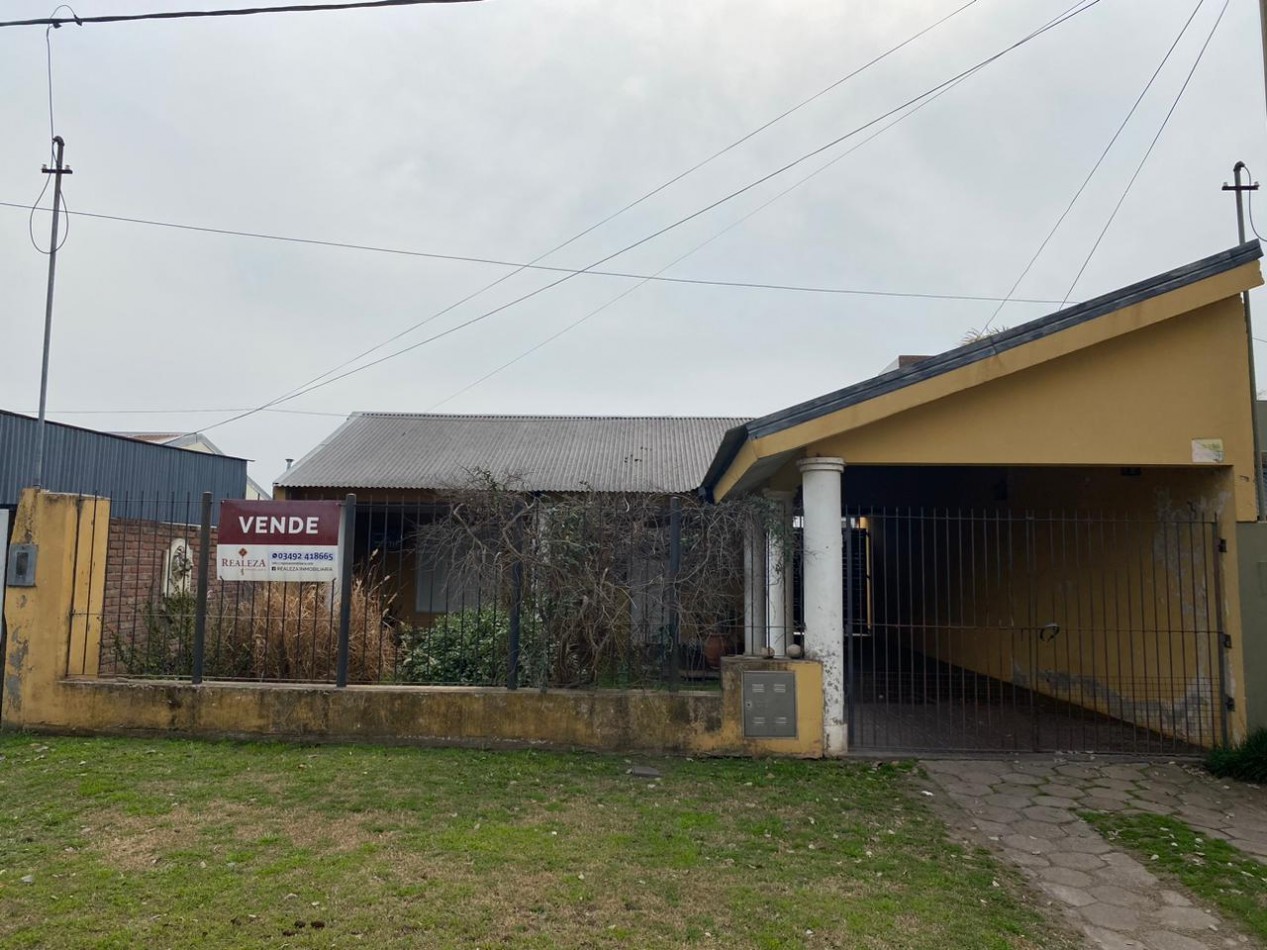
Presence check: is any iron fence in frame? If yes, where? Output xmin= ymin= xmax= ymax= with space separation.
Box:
xmin=841 ymin=507 xmax=1228 ymax=754
xmin=88 ymin=490 xmax=759 ymax=689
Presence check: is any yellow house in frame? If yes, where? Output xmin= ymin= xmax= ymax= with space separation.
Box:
xmin=702 ymin=242 xmax=1267 ymax=756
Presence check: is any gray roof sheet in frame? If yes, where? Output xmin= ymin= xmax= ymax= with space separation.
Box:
xmin=702 ymin=241 xmax=1264 ymax=493
xmin=277 ymin=414 xmax=751 ymax=493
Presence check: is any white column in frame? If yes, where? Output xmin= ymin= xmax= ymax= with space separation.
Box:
xmin=764 ymin=489 xmax=794 ymax=657
xmin=742 ymin=517 xmax=767 ymax=655
xmin=797 ymin=457 xmax=846 ymax=756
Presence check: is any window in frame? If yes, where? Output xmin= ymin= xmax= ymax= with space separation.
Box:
xmin=415 ymin=549 xmax=475 ymax=614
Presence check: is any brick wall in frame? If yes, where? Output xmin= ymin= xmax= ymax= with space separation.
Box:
xmin=99 ymin=517 xmax=218 ymax=673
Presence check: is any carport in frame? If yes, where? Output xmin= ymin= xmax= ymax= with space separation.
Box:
xmin=704 ymin=243 xmax=1264 ymax=755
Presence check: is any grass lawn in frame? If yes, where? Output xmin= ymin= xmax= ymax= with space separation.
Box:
xmin=0 ymin=735 xmax=1074 ymax=949
xmin=1083 ymin=810 xmax=1267 ymax=941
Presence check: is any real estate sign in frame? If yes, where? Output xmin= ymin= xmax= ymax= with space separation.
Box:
xmin=217 ymin=500 xmax=341 ymax=582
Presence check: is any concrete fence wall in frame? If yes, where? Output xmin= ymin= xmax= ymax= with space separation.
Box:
xmin=2 ymin=489 xmax=826 ymax=757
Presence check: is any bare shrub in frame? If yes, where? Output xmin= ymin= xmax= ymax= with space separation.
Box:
xmin=404 ymin=473 xmax=790 ymax=688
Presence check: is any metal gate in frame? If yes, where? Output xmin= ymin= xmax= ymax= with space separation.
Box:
xmin=842 ymin=508 xmax=1228 ymax=754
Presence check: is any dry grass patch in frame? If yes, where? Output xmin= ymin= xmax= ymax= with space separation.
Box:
xmin=0 ymin=737 xmax=1080 ymax=949
xmin=91 ymin=801 xmax=399 ymax=872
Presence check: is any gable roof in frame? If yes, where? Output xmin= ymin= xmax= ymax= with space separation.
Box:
xmin=276 ymin=413 xmax=751 ymax=494
xmin=702 ymin=241 xmax=1264 ymax=496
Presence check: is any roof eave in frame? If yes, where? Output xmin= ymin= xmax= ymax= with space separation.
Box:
xmin=700 ymin=241 xmax=1264 ymax=494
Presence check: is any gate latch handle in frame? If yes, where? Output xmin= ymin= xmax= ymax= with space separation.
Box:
xmin=1037 ymin=622 xmax=1061 ymax=642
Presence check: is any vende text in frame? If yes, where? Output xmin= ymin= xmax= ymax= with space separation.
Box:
xmin=239 ymin=516 xmax=321 ymax=536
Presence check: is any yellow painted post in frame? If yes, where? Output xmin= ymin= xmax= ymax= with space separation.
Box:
xmin=3 ymin=489 xmax=109 ymax=728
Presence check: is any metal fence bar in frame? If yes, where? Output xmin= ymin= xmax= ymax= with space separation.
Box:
xmin=668 ymin=497 xmax=681 ymax=691
xmin=1213 ymin=525 xmax=1230 ymax=747
xmin=191 ymin=491 xmax=211 ymax=685
xmin=335 ymin=493 xmax=356 ymax=688
xmin=507 ymin=504 xmax=524 ymax=691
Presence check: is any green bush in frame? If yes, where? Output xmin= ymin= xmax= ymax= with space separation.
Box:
xmin=113 ymin=591 xmax=199 ymax=677
xmin=398 ymin=610 xmax=530 ymax=686
xmin=1206 ymin=728 xmax=1267 ymax=783
xmin=397 ymin=608 xmax=685 ymax=689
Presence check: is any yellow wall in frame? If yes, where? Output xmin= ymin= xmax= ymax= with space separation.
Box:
xmin=718 ymin=266 xmax=1261 ymax=518
xmin=3 ymin=490 xmax=109 ymax=725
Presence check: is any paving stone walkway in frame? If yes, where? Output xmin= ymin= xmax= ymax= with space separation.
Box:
xmin=922 ymin=758 xmax=1266 ymax=950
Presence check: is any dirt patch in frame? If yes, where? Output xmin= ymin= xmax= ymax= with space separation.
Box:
xmin=90 ymin=801 xmax=396 ymax=870
xmin=93 ymin=809 xmax=189 ymax=872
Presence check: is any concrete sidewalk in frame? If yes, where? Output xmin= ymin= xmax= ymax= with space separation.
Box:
xmin=923 ymin=758 xmax=1263 ymax=950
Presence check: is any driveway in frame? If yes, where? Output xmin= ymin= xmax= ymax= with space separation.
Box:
xmin=922 ymin=757 xmax=1261 ymax=950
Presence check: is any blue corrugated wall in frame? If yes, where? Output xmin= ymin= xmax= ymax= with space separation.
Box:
xmin=0 ymin=411 xmax=247 ymax=522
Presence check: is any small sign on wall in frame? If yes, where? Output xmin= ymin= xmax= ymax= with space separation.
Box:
xmin=1192 ymin=438 xmax=1226 ymax=463
xmin=217 ymin=500 xmax=341 ymax=582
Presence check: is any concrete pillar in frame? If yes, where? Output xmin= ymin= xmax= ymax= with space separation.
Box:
xmin=796 ymin=457 xmax=846 ymax=756
xmin=764 ymin=489 xmax=794 ymax=657
xmin=742 ymin=517 xmax=767 ymax=655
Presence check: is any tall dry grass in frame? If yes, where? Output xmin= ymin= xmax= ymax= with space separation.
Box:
xmin=208 ymin=576 xmax=399 ymax=682
xmin=116 ymin=574 xmax=399 ymax=683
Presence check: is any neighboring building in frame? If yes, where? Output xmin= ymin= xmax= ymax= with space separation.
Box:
xmin=0 ymin=410 xmax=249 ymax=518
xmin=114 ymin=431 xmax=269 ymax=499
xmin=275 ymin=413 xmax=748 ymax=627
xmin=274 ymin=413 xmax=747 ymax=498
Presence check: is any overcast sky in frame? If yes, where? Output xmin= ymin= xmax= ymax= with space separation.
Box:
xmin=3 ymin=0 xmax=1267 ymax=490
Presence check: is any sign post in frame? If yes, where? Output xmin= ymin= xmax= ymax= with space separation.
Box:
xmin=217 ymin=500 xmax=341 ymax=583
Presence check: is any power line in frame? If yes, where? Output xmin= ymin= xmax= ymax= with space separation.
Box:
xmin=1245 ymin=165 xmax=1267 ymax=242
xmin=432 ymin=1 xmax=1123 ymax=408
xmin=4 ymin=201 xmax=1064 ymax=305
xmin=429 ymin=65 xmax=988 ymax=410
xmin=1061 ymin=0 xmax=1231 ymax=306
xmin=192 ymin=0 xmax=1104 ymax=435
xmin=27 ymin=6 xmax=76 ymax=256
xmin=0 ymin=0 xmax=477 ymax=29
xmin=980 ymin=0 xmax=1207 ymax=332
xmin=44 ymin=7 xmax=77 ymax=147
xmin=24 ymin=407 xmax=347 ymax=417
xmin=160 ymin=0 xmax=989 ymax=423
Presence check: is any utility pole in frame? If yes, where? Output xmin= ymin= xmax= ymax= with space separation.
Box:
xmin=1222 ymin=162 xmax=1265 ymax=521
xmin=32 ymin=136 xmax=72 ymax=489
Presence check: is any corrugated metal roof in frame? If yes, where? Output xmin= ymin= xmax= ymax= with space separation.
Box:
xmin=0 ymin=410 xmax=249 ymax=519
xmin=276 ymin=414 xmax=750 ymax=493
xmin=702 ymin=241 xmax=1265 ymax=493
